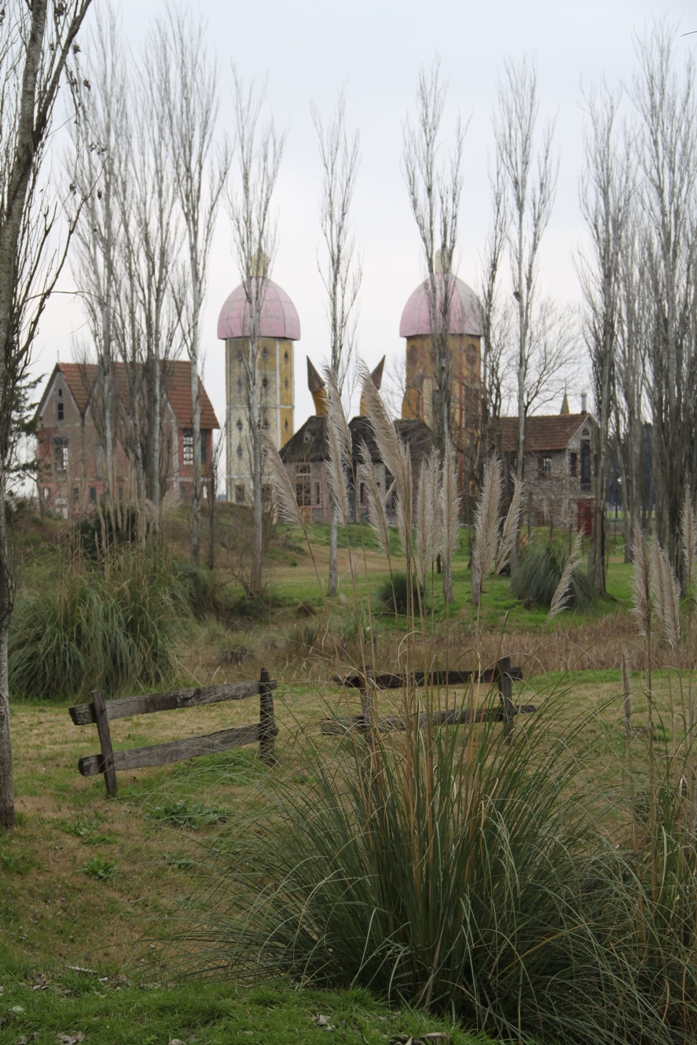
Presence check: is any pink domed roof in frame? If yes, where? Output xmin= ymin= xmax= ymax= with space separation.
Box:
xmin=217 ymin=278 xmax=300 ymax=341
xmin=399 ymin=273 xmax=483 ymax=338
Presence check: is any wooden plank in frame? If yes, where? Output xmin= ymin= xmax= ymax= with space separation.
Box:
xmin=319 ymin=704 xmax=536 ymax=735
xmin=77 ymin=723 xmax=273 ymax=778
xmin=69 ymin=678 xmax=277 ymax=726
xmin=91 ymin=689 xmax=118 ymax=797
xmin=259 ymin=668 xmax=277 ymax=766
xmin=332 ymin=667 xmax=522 ymax=690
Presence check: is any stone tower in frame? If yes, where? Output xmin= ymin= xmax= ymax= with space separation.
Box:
xmin=399 ymin=265 xmax=483 ymax=454
xmin=217 ymin=274 xmax=300 ymax=504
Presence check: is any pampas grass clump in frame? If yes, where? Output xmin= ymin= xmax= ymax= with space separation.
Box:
xmin=512 ymin=538 xmax=594 ymax=611
xmin=9 ymin=548 xmax=185 ymax=700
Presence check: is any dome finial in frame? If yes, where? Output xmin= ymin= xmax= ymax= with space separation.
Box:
xmin=434 ymin=245 xmax=452 ymax=274
xmin=251 ymin=250 xmax=269 ymax=278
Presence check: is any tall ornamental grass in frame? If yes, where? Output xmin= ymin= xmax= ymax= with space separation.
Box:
xmin=169 ymin=693 xmax=697 ymax=1044
xmin=8 ymin=547 xmax=186 ymax=700
xmin=167 ymin=369 xmax=697 ymax=1043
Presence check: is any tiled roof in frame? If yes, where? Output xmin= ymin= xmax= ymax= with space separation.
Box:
xmin=57 ymin=363 xmax=99 ymax=414
xmin=56 ymin=360 xmax=219 ymax=429
xmin=160 ymin=361 xmax=219 ymax=429
xmin=495 ymin=414 xmax=592 ymax=453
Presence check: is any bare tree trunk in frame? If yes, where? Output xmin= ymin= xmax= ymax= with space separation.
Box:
xmin=312 ymin=92 xmax=361 ymax=596
xmin=494 ymin=57 xmax=557 ymax=487
xmin=632 ymin=23 xmax=697 ymax=584
xmin=578 ymin=84 xmax=632 ymax=596
xmin=226 ymin=72 xmax=285 ymax=596
xmin=0 ymin=0 xmax=93 ymax=828
xmin=0 ymin=468 xmax=14 ymax=829
xmin=164 ymin=7 xmax=227 ymax=564
xmin=403 ymin=61 xmax=465 ymax=603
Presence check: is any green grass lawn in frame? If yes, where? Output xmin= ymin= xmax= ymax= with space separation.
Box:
xmin=0 ymin=966 xmax=490 ymax=1044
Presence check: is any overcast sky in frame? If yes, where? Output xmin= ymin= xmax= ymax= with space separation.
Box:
xmin=43 ymin=0 xmax=695 ymax=432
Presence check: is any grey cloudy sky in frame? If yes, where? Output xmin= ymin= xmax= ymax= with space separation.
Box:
xmin=43 ymin=0 xmax=695 ymax=431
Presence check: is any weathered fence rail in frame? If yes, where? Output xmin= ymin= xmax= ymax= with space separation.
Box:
xmin=70 ymin=669 xmax=277 ymax=797
xmin=322 ymin=656 xmax=531 ymax=742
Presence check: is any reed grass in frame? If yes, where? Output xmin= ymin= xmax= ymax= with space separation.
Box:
xmin=8 ymin=544 xmax=185 ymax=700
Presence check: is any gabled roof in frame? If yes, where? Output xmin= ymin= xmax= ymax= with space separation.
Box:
xmin=40 ymin=361 xmax=219 ymax=429
xmin=280 ymin=413 xmax=433 ymax=468
xmin=495 ymin=413 xmax=594 ymax=453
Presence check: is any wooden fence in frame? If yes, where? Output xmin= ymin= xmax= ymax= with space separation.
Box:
xmin=321 ymin=656 xmax=532 ymax=742
xmin=70 ymin=669 xmax=277 ymax=797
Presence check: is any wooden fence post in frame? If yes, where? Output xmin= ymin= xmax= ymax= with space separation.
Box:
xmin=91 ymin=689 xmax=118 ymax=797
xmin=259 ymin=667 xmax=277 ymax=766
xmin=497 ymin=657 xmax=514 ymax=744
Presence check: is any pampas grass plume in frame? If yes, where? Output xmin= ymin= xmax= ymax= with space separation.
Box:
xmin=631 ymin=526 xmax=651 ymax=638
xmin=547 ymin=532 xmax=583 ymax=622
xmin=261 ymin=434 xmax=304 ymax=529
xmin=441 ymin=442 xmax=460 ymax=561
xmin=495 ymin=477 xmax=524 ymax=575
xmin=472 ymin=456 xmax=502 ymax=600
xmin=358 ymin=443 xmax=391 ymax=559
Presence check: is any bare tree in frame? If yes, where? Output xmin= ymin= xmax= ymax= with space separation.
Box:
xmin=403 ymin=59 xmax=466 ymax=602
xmin=578 ymin=82 xmax=633 ymax=595
xmin=311 ymin=90 xmax=361 ymax=596
xmin=70 ymin=6 xmax=125 ymax=500
xmin=614 ymin=211 xmax=648 ymax=558
xmin=477 ymin=152 xmax=510 ymax=477
xmin=522 ymin=298 xmax=580 ymax=415
xmin=631 ymin=21 xmax=697 ymax=581
xmin=0 ymin=0 xmax=94 ymax=828
xmin=225 ymin=71 xmax=285 ymax=595
xmin=494 ymin=56 xmax=557 ymax=486
xmin=163 ymin=4 xmax=228 ymax=564
xmin=131 ymin=26 xmax=181 ymax=518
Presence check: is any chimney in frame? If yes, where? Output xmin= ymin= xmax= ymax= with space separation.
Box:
xmin=581 ymin=392 xmax=587 ymax=414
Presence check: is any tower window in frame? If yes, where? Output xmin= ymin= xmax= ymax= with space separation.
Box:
xmin=284 ymin=351 xmax=289 ymax=362
xmin=262 ymin=347 xmax=268 ymax=361
xmin=284 ymin=419 xmax=289 ymax=430
xmin=236 ymin=419 xmax=243 ymax=431
xmin=262 ymin=376 xmax=268 ymax=389
xmin=235 ymin=485 xmax=245 ymax=504
xmin=284 ymin=378 xmax=288 ymax=390
xmin=236 ymin=444 xmax=243 ymax=458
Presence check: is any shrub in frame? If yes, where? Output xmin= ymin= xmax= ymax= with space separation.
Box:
xmin=512 ymin=538 xmax=594 ymax=610
xmin=376 ymin=572 xmax=424 ymax=616
xmin=174 ymin=698 xmax=697 ymax=1044
xmin=173 ymin=561 xmax=232 ymax=621
xmin=8 ymin=549 xmax=185 ymax=700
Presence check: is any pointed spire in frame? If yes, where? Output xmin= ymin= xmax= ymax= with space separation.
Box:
xmin=560 ymin=389 xmax=570 ymax=415
xmin=307 ymin=357 xmax=328 ymax=416
xmin=359 ymin=356 xmax=386 ymax=415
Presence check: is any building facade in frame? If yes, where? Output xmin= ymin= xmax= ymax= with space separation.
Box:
xmin=217 ymin=276 xmax=300 ymax=505
xmin=35 ymin=361 xmax=219 ymax=516
xmin=495 ymin=406 xmax=598 ymax=533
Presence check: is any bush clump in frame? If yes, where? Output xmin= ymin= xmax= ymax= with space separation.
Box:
xmin=8 ymin=549 xmax=185 ymax=700
xmin=512 ymin=538 xmax=594 ymax=610
xmin=179 ymin=700 xmax=697 ymax=1045
xmin=376 ymin=572 xmax=424 ymax=615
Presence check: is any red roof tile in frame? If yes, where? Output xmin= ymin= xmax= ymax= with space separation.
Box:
xmin=495 ymin=414 xmax=592 ymax=453
xmin=57 ymin=360 xmax=219 ymax=429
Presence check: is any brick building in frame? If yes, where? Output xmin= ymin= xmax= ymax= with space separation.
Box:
xmin=495 ymin=403 xmax=597 ymax=533
xmin=35 ymin=360 xmax=219 ymax=516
